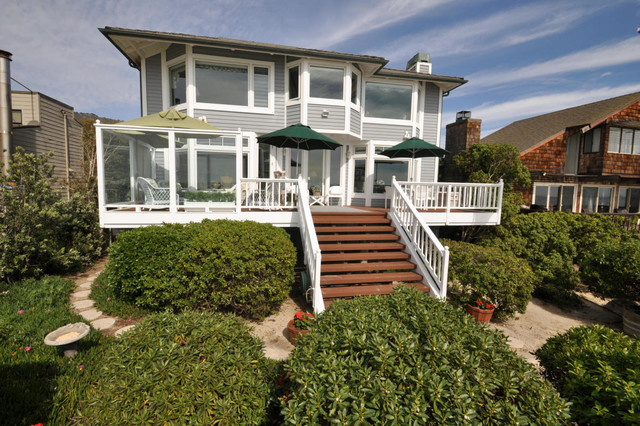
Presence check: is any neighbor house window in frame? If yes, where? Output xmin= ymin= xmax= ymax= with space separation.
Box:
xmin=288 ymin=66 xmax=299 ymax=100
xmin=195 ymin=60 xmax=272 ymax=109
xmin=309 ymin=66 xmax=344 ymax=100
xmin=608 ymin=127 xmax=640 ymax=154
xmin=365 ymin=81 xmax=412 ymax=120
xmin=581 ymin=186 xmax=613 ymax=213
xmin=169 ymin=63 xmax=186 ymax=105
xmin=583 ymin=128 xmax=600 ymax=153
xmin=617 ymin=187 xmax=640 ymax=213
xmin=534 ymin=184 xmax=575 ymax=212
xmin=12 ymin=109 xmax=22 ymax=125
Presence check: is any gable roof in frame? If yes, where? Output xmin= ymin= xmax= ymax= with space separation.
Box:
xmin=99 ymin=27 xmax=466 ymax=92
xmin=481 ymin=92 xmax=640 ymax=153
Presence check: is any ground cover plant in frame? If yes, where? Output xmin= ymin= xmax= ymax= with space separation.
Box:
xmin=105 ymin=219 xmax=296 ymax=319
xmin=74 ymin=310 xmax=282 ymax=424
xmin=536 ymin=325 xmax=640 ymax=424
xmin=282 ymin=287 xmax=570 ymax=424
xmin=0 ymin=276 xmax=105 ymax=425
xmin=444 ymin=239 xmax=535 ymax=321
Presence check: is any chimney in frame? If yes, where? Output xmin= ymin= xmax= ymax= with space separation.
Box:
xmin=442 ymin=111 xmax=482 ymax=181
xmin=406 ymin=52 xmax=431 ymax=75
xmin=0 ymin=50 xmax=11 ymax=174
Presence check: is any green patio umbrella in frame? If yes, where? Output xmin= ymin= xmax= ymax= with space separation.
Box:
xmin=119 ymin=109 xmax=220 ymax=130
xmin=379 ymin=137 xmax=448 ymax=159
xmin=257 ymin=123 xmax=341 ymax=177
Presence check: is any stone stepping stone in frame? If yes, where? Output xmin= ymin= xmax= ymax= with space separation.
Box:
xmin=77 ymin=282 xmax=92 ymax=290
xmin=80 ymin=308 xmax=102 ymax=321
xmin=72 ymin=299 xmax=94 ymax=310
xmin=72 ymin=290 xmax=91 ymax=299
xmin=115 ymin=325 xmax=136 ymax=338
xmin=91 ymin=317 xmax=116 ymax=330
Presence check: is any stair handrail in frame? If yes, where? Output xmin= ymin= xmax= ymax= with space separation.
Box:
xmin=297 ymin=177 xmax=325 ymax=314
xmin=389 ymin=177 xmax=449 ymax=298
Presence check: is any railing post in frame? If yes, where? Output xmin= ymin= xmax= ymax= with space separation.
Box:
xmin=441 ymin=246 xmax=449 ymax=298
xmin=497 ymin=179 xmax=504 ymax=225
xmin=446 ymin=184 xmax=452 ymax=225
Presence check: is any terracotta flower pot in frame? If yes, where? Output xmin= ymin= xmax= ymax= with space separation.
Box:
xmin=287 ymin=319 xmax=309 ymax=345
xmin=465 ymin=304 xmax=495 ymax=323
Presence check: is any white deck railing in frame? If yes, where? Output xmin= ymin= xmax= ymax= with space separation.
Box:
xmin=296 ymin=178 xmax=325 ymax=314
xmin=239 ymin=178 xmax=299 ymax=209
xmin=399 ymin=180 xmax=503 ymax=213
xmin=389 ymin=178 xmax=450 ymax=298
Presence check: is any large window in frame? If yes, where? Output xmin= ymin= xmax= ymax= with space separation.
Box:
xmin=583 ymin=128 xmax=600 ymax=153
xmin=534 ymin=184 xmax=575 ymax=211
xmin=581 ymin=186 xmax=613 ymax=213
xmin=608 ymin=127 xmax=640 ymax=154
xmin=309 ymin=66 xmax=344 ymax=100
xmin=364 ymin=82 xmax=412 ymax=120
xmin=373 ymin=160 xmax=408 ymax=193
xmin=195 ymin=60 xmax=271 ymax=109
xmin=618 ymin=187 xmax=640 ymax=213
xmin=169 ymin=63 xmax=186 ymax=105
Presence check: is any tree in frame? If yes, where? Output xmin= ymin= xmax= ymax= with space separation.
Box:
xmin=454 ymin=143 xmax=530 ymax=192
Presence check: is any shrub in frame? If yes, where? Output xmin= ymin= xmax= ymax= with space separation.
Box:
xmin=579 ymin=237 xmax=640 ymax=301
xmin=444 ymin=239 xmax=535 ymax=321
xmin=535 ymin=325 xmax=640 ymax=424
xmin=75 ymin=311 xmax=281 ymax=424
xmin=482 ymin=212 xmax=578 ymax=303
xmin=283 ymin=287 xmax=570 ymax=424
xmin=106 ymin=219 xmax=296 ymax=319
xmin=0 ymin=148 xmax=103 ymax=282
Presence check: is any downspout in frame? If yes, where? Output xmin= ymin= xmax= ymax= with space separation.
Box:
xmin=61 ymin=110 xmax=70 ymax=199
xmin=0 ymin=50 xmax=12 ymax=175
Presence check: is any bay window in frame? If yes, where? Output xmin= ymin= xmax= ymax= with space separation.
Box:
xmin=364 ymin=81 xmax=412 ymax=120
xmin=309 ymin=65 xmax=344 ymax=100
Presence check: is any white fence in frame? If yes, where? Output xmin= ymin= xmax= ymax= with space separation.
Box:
xmin=239 ymin=178 xmax=299 ymax=209
xmin=400 ymin=181 xmax=503 ymax=213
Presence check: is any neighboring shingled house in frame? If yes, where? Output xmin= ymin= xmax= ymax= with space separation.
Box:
xmin=481 ymin=92 xmax=640 ymax=213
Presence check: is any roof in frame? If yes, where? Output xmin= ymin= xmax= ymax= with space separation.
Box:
xmin=481 ymin=92 xmax=640 ymax=153
xmin=99 ymin=26 xmax=466 ymax=92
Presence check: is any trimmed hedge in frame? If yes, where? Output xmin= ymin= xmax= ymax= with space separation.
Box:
xmin=105 ymin=219 xmax=296 ymax=319
xmin=444 ymin=239 xmax=535 ymax=321
xmin=536 ymin=325 xmax=640 ymax=424
xmin=75 ymin=311 xmax=282 ymax=424
xmin=282 ymin=287 xmax=570 ymax=424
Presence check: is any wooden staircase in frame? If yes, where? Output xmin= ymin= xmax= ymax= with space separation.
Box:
xmin=313 ymin=209 xmax=429 ymax=308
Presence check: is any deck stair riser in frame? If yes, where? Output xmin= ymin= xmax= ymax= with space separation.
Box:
xmin=312 ymin=211 xmax=428 ymax=306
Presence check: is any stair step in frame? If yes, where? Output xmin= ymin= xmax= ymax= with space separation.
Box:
xmin=315 ymin=225 xmax=395 ymax=234
xmin=317 ymin=233 xmax=399 ymax=242
xmin=322 ymin=282 xmax=429 ymax=299
xmin=321 ymin=261 xmax=415 ymax=273
xmin=321 ymin=271 xmax=422 ymax=286
xmin=312 ymin=211 xmax=387 ymax=217
xmin=319 ymin=242 xmax=404 ymax=252
xmin=322 ymin=251 xmax=410 ymax=262
xmin=313 ymin=216 xmax=391 ymax=224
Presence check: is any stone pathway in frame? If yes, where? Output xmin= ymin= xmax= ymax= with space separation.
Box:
xmin=67 ymin=258 xmax=136 ymax=338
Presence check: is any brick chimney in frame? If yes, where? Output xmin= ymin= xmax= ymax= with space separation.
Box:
xmin=442 ymin=111 xmax=482 ymax=181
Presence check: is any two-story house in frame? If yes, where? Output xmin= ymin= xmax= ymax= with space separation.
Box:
xmin=97 ymin=27 xmax=504 ymax=312
xmin=480 ymin=92 xmax=640 ymax=213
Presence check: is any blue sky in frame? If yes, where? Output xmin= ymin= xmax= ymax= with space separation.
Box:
xmin=2 ymin=0 xmax=639 ymax=137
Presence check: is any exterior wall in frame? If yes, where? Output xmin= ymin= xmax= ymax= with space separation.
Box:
xmin=602 ymin=100 xmax=640 ymax=176
xmin=307 ymin=104 xmax=344 ymax=130
xmin=362 ymin=122 xmax=411 ymax=141
xmin=287 ymin=104 xmax=301 ymax=126
xmin=349 ymin=107 xmax=360 ymax=135
xmin=420 ymin=83 xmax=441 ymax=182
xmin=11 ymin=93 xmax=82 ymax=186
xmin=145 ymin=54 xmax=163 ymax=114
xmin=521 ymin=133 xmax=567 ymax=175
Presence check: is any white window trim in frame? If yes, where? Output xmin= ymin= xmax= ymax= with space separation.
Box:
xmin=349 ymin=67 xmax=362 ymax=111
xmin=285 ymin=60 xmax=302 ymax=106
xmin=190 ymin=54 xmax=275 ymax=115
xmin=165 ymin=55 xmax=188 ymax=112
xmin=362 ymin=78 xmax=417 ymax=125
xmin=532 ymin=183 xmax=577 ymax=211
xmin=580 ymin=184 xmax=615 ymax=213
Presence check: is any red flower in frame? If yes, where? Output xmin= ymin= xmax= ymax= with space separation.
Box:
xmin=475 ymin=300 xmax=482 ymax=306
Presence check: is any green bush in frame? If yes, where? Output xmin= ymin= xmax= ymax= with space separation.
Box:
xmin=482 ymin=212 xmax=578 ymax=303
xmin=184 ymin=190 xmax=236 ymax=202
xmin=0 ymin=148 xmax=103 ymax=282
xmin=106 ymin=219 xmax=296 ymax=319
xmin=579 ymin=237 xmax=640 ymax=301
xmin=75 ymin=311 xmax=281 ymax=425
xmin=444 ymin=239 xmax=535 ymax=321
xmin=283 ymin=287 xmax=570 ymax=424
xmin=535 ymin=325 xmax=640 ymax=424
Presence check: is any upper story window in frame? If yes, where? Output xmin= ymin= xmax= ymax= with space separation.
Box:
xmin=169 ymin=63 xmax=186 ymax=105
xmin=364 ymin=81 xmax=412 ymax=120
xmin=608 ymin=127 xmax=640 ymax=155
xmin=583 ymin=128 xmax=600 ymax=153
xmin=309 ymin=66 xmax=343 ymax=100
xmin=12 ymin=109 xmax=22 ymax=125
xmin=350 ymin=71 xmax=360 ymax=106
xmin=288 ymin=66 xmax=299 ymax=100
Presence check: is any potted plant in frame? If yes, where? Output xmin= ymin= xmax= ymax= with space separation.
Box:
xmin=310 ymin=185 xmax=322 ymax=196
xmin=464 ymin=294 xmax=495 ymax=323
xmin=288 ymin=311 xmax=314 ymax=345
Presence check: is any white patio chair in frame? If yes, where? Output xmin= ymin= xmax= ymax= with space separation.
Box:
xmin=326 ymin=186 xmax=344 ymax=206
xmin=137 ymin=177 xmax=177 ymax=205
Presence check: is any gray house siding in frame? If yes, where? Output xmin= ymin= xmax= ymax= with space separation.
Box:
xmin=145 ymin=54 xmax=163 ymax=114
xmin=362 ymin=122 xmax=412 ymax=141
xmin=350 ymin=107 xmax=361 ymax=135
xmin=287 ymin=104 xmax=301 ymax=126
xmin=11 ymin=92 xmax=40 ymax=125
xmin=420 ymin=83 xmax=440 ymax=183
xmin=307 ymin=104 xmax=344 ymax=130
xmin=11 ymin=93 xmax=82 ymax=186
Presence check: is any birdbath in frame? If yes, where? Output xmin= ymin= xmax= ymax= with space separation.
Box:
xmin=44 ymin=322 xmax=90 ymax=358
